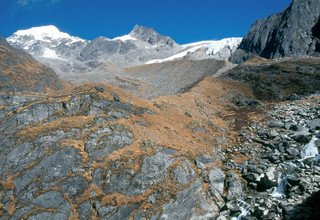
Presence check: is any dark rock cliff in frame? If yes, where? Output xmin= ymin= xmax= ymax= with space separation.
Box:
xmin=230 ymin=0 xmax=320 ymax=63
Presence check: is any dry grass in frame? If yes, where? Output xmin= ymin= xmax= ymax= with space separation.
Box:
xmin=17 ymin=116 xmax=94 ymax=140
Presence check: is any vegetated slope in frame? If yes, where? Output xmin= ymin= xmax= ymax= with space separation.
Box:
xmin=224 ymin=56 xmax=320 ymax=100
xmin=0 ymin=37 xmax=64 ymax=93
xmin=0 ymin=77 xmax=254 ymax=219
xmin=230 ymin=0 xmax=320 ymax=63
xmin=125 ymin=59 xmax=226 ymax=99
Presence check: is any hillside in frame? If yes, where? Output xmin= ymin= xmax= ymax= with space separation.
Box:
xmin=224 ymin=57 xmax=320 ymax=100
xmin=125 ymin=59 xmax=226 ymax=99
xmin=0 ymin=37 xmax=64 ymax=93
xmin=0 ymin=77 xmax=254 ymax=219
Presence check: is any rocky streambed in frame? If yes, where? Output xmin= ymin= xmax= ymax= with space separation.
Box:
xmin=219 ymin=96 xmax=320 ymax=219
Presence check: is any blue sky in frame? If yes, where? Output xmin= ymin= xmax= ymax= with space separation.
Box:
xmin=1 ymin=0 xmax=292 ymax=44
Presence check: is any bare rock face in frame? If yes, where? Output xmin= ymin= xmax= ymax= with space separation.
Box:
xmin=0 ymin=83 xmax=238 ymax=219
xmin=0 ymin=36 xmax=63 ymax=93
xmin=230 ymin=0 xmax=320 ymax=63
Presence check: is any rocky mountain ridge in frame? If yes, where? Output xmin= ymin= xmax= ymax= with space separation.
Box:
xmin=231 ymin=0 xmax=320 ymax=63
xmin=7 ymin=25 xmax=241 ymax=78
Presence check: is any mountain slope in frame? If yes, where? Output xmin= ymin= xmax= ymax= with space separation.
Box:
xmin=230 ymin=0 xmax=320 ymax=63
xmin=125 ymin=59 xmax=226 ymax=99
xmin=224 ymin=56 xmax=320 ymax=100
xmin=69 ymin=59 xmax=226 ymax=100
xmin=0 ymin=36 xmax=64 ymax=93
xmin=0 ymin=76 xmax=253 ymax=219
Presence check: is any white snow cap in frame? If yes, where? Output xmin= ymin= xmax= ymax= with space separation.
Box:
xmin=8 ymin=25 xmax=85 ymax=43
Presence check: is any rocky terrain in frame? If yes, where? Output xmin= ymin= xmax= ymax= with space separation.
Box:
xmin=0 ymin=37 xmax=64 ymax=93
xmin=1 ymin=0 xmax=320 ymax=219
xmin=219 ymin=94 xmax=320 ymax=220
xmin=231 ymin=0 xmax=320 ymax=63
xmin=0 ymin=77 xmax=255 ymax=219
xmin=0 ymin=55 xmax=319 ymax=219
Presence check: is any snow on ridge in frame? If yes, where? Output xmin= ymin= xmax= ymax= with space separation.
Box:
xmin=113 ymin=34 xmax=137 ymax=41
xmin=182 ymin=38 xmax=242 ymax=50
xmin=146 ymin=37 xmax=242 ymax=64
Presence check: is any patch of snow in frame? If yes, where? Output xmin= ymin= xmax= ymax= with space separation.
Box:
xmin=183 ymin=37 xmax=242 ymax=55
xmin=145 ymin=45 xmax=204 ymax=64
xmin=42 ymin=48 xmax=66 ymax=61
xmin=113 ymin=34 xmax=137 ymax=41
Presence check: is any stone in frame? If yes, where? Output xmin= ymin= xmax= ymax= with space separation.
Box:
xmin=209 ymin=168 xmax=226 ymax=195
xmin=162 ymin=179 xmax=218 ymax=220
xmin=85 ymin=125 xmax=133 ymax=160
xmin=108 ymin=205 xmax=139 ymax=220
xmin=32 ymin=191 xmax=68 ymax=209
xmin=291 ymin=130 xmax=311 ymax=144
xmin=307 ymin=119 xmax=320 ymax=130
xmin=125 ymin=150 xmax=176 ymax=196
xmin=60 ymin=176 xmax=89 ymax=197
xmin=269 ymin=129 xmax=279 ymax=138
xmin=227 ymin=172 xmax=243 ymax=201
xmin=94 ymin=85 xmax=105 ymax=92
xmin=78 ymin=202 xmax=93 ymax=220
xmin=246 ymin=164 xmax=264 ymax=175
xmin=244 ymin=173 xmax=261 ymax=183
xmin=173 ymin=160 xmax=196 ymax=185
xmin=216 ymin=215 xmax=228 ymax=220
xmin=195 ymin=154 xmax=215 ymax=170
xmin=286 ymin=147 xmax=300 ymax=157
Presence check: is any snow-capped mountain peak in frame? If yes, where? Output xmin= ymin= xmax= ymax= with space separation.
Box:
xmin=8 ymin=25 xmax=85 ymax=44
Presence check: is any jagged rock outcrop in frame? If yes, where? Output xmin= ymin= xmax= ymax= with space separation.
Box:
xmin=0 ymin=36 xmax=63 ymax=93
xmin=230 ymin=0 xmax=320 ymax=63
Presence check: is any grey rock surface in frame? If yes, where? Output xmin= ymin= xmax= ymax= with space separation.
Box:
xmin=230 ymin=0 xmax=320 ymax=63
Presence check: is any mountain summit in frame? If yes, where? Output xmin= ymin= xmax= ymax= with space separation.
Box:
xmin=129 ymin=25 xmax=176 ymax=46
xmin=8 ymin=25 xmax=85 ymax=49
